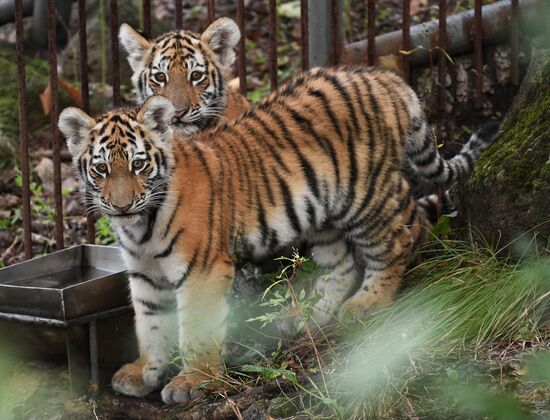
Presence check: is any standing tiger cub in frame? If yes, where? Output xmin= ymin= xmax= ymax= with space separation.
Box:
xmin=119 ymin=17 xmax=249 ymax=136
xmin=59 ymin=66 xmax=497 ymax=404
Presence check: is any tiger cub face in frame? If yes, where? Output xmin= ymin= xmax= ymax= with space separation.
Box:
xmin=58 ymin=97 xmax=176 ymax=225
xmin=119 ymin=18 xmax=241 ymax=136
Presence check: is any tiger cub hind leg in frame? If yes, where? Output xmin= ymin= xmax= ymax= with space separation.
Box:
xmin=161 ymin=257 xmax=234 ymax=404
xmin=339 ymin=180 xmax=430 ymax=317
xmin=277 ymin=229 xmax=361 ymax=336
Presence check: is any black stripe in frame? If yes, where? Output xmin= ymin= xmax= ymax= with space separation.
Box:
xmin=139 ymin=206 xmax=159 ymax=244
xmin=127 ymin=271 xmax=167 ymax=291
xmin=320 ymin=72 xmax=360 ymax=136
xmin=175 ymin=250 xmax=198 ymax=289
xmin=256 ymin=189 xmax=270 ymax=246
xmin=307 ymin=88 xmax=344 ymax=141
xmin=154 ymin=228 xmax=184 ymax=259
xmin=275 ymin=173 xmax=302 ymax=235
xmin=270 ymin=110 xmax=321 ymax=200
xmin=305 ymin=198 xmax=316 ymax=227
xmin=284 ymin=104 xmax=340 ymax=189
xmin=136 ymin=298 xmax=176 ymax=314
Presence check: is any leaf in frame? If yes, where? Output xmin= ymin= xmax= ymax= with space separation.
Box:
xmin=40 ymin=77 xmax=82 ymax=115
xmin=57 ymin=77 xmax=82 ymax=107
xmin=431 ymin=215 xmax=452 ymax=237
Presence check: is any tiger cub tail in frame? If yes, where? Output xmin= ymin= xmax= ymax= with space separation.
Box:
xmin=417 ymin=190 xmax=455 ymax=225
xmin=407 ymin=117 xmax=500 ymax=186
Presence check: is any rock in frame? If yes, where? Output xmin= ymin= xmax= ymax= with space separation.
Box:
xmin=0 ymin=193 xmax=21 ymax=210
xmin=456 ymin=48 xmax=550 ymax=253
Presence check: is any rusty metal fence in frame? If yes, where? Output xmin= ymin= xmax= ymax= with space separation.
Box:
xmin=14 ymin=0 xmax=529 ymax=261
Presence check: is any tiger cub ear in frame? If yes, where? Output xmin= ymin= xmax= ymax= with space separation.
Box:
xmin=201 ymin=17 xmax=240 ymax=70
xmin=119 ymin=23 xmax=152 ymax=72
xmin=137 ymin=96 xmax=175 ymax=142
xmin=58 ymin=107 xmax=95 ymax=158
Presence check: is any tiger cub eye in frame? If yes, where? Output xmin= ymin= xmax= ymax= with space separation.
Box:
xmin=132 ymin=159 xmax=145 ymax=171
xmin=96 ymin=163 xmax=108 ymax=174
xmin=154 ymin=72 xmax=166 ymax=83
xmin=190 ymin=71 xmax=203 ymax=82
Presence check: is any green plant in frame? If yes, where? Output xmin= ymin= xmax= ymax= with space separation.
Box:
xmin=14 ymin=171 xmax=55 ymax=222
xmin=231 ymin=239 xmax=550 ymax=418
xmin=95 ymin=216 xmax=116 ymax=245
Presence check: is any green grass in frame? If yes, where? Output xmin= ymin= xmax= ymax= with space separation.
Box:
xmin=331 ymin=242 xmax=550 ymax=418
xmin=222 ymin=240 xmax=550 ymax=419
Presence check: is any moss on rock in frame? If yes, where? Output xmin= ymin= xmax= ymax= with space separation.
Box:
xmin=470 ymin=53 xmax=550 ymax=196
xmin=457 ymin=49 xmax=550 ymax=250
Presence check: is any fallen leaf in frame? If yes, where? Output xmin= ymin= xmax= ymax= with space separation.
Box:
xmin=40 ymin=77 xmax=82 ymax=115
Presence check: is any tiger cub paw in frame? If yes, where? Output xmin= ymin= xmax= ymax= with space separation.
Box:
xmin=161 ymin=369 xmax=221 ymax=404
xmin=111 ymin=361 xmax=157 ymax=397
xmin=142 ymin=362 xmax=170 ymax=388
xmin=339 ymin=293 xmax=392 ymax=319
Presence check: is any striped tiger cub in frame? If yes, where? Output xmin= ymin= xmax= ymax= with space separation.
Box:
xmin=59 ymin=66 xmax=498 ymax=403
xmin=119 ymin=17 xmax=249 ymax=136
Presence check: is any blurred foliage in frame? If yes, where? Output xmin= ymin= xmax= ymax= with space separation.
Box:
xmin=0 ymin=48 xmax=49 ymax=158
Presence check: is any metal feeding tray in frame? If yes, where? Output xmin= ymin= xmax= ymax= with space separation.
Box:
xmin=0 ymin=245 xmax=137 ymax=395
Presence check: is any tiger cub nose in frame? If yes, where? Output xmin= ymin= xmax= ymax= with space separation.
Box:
xmin=172 ymin=108 xmax=189 ymax=120
xmin=112 ymin=203 xmax=131 ymax=214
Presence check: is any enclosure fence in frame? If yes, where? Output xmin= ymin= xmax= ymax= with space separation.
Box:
xmin=14 ymin=0 xmax=530 ymax=260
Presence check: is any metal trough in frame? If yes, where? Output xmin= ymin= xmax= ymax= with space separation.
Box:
xmin=0 ymin=245 xmax=137 ymax=395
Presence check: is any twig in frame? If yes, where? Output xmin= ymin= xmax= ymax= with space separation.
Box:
xmin=0 ymin=236 xmax=20 ymax=260
xmin=218 ymin=391 xmax=243 ymax=420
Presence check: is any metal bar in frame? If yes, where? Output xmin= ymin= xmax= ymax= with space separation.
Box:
xmin=89 ymin=319 xmax=99 ymax=398
xmin=300 ymin=0 xmax=309 ymax=70
xmin=307 ymin=0 xmax=331 ymax=66
xmin=402 ymin=0 xmax=411 ymax=82
xmin=236 ymin=0 xmax=246 ymax=96
xmin=367 ymin=0 xmax=376 ymax=65
xmin=78 ymin=0 xmax=95 ymax=244
xmin=48 ymin=0 xmax=64 ymax=250
xmin=342 ymin=0 xmax=539 ymax=67
xmin=109 ymin=0 xmax=121 ymax=107
xmin=0 ymin=305 xmax=133 ymax=327
xmin=473 ymin=0 xmax=483 ymax=98
xmin=438 ymin=0 xmax=448 ymax=113
xmin=268 ymin=0 xmax=278 ymax=90
xmin=511 ymin=0 xmax=519 ymax=85
xmin=331 ymin=0 xmax=341 ymax=64
xmin=142 ymin=0 xmax=151 ymax=38
xmin=207 ymin=0 xmax=215 ymax=24
xmin=175 ymin=0 xmax=183 ymax=30
xmin=14 ymin=0 xmax=32 ymax=260
xmin=66 ymin=325 xmax=91 ymax=395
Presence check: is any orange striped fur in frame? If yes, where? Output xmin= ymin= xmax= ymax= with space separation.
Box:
xmin=119 ymin=17 xmax=249 ymax=136
xmin=59 ymin=66 xmax=497 ymax=404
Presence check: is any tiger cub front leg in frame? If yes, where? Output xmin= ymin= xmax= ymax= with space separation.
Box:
xmin=161 ymin=258 xmax=234 ymax=404
xmin=112 ymin=273 xmax=177 ymax=397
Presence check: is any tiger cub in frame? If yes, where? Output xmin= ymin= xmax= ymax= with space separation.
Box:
xmin=59 ymin=66 xmax=497 ymax=404
xmin=119 ymin=17 xmax=249 ymax=136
